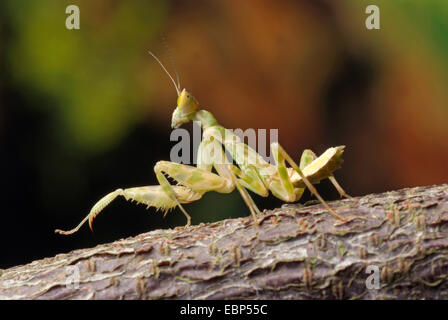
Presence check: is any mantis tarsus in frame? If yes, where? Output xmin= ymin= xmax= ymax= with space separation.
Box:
xmin=55 ymin=51 xmax=351 ymax=236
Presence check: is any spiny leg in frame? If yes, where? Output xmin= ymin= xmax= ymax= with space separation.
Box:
xmin=153 ymin=157 xmax=261 ymax=226
xmin=153 ymin=148 xmax=238 ymax=227
xmin=272 ymin=143 xmax=346 ymax=221
xmin=300 ymin=149 xmax=352 ymax=199
xmin=154 ymin=169 xmax=192 ymax=227
xmin=154 ymin=140 xmax=228 ymax=227
xmin=55 ymin=186 xmax=202 ymax=235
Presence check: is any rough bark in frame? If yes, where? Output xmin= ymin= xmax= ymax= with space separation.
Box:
xmin=1 ymin=184 xmax=448 ymax=300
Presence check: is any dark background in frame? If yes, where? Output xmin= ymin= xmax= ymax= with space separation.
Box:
xmin=1 ymin=0 xmax=448 ymax=269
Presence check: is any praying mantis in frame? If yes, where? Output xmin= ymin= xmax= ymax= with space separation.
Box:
xmin=55 ymin=52 xmax=351 ymax=236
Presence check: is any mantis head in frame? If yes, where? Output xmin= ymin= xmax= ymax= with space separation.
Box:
xmin=147 ymin=51 xmax=198 ymax=128
xmin=172 ymin=89 xmax=199 ymax=128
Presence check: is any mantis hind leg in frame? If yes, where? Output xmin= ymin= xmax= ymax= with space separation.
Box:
xmin=201 ymin=139 xmax=262 ymax=223
xmin=271 ymin=142 xmax=346 ymax=221
xmin=54 ymin=185 xmax=202 ymax=235
xmin=300 ymin=149 xmax=352 ymax=199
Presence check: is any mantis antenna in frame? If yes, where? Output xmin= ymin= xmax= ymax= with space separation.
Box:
xmin=148 ymin=50 xmax=180 ymax=96
xmin=161 ymin=36 xmax=181 ymax=91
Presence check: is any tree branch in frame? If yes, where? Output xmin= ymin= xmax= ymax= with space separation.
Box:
xmin=1 ymin=184 xmax=448 ymax=299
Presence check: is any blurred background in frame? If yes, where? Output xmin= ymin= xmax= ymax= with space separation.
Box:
xmin=1 ymin=0 xmax=448 ymax=269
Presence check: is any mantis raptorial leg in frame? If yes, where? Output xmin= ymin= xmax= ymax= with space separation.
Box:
xmin=154 ymin=170 xmax=192 ymax=226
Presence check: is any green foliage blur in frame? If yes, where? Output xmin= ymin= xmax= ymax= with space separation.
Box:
xmin=3 ymin=0 xmax=168 ymax=152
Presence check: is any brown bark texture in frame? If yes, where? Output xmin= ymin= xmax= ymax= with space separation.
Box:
xmin=1 ymin=184 xmax=448 ymax=300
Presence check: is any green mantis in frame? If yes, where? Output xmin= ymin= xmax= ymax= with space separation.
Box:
xmin=55 ymin=52 xmax=351 ymax=236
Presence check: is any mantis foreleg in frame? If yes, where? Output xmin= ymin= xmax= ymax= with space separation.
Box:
xmin=154 ymin=138 xmax=261 ymax=225
xmin=153 ymin=158 xmax=234 ymax=226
